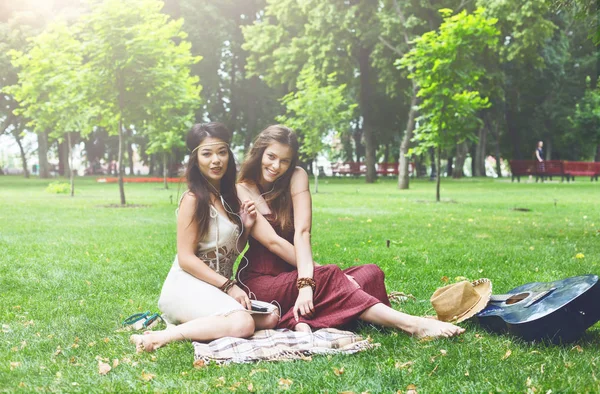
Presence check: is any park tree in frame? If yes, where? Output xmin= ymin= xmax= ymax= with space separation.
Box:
xmin=572 ymin=78 xmax=600 ymax=161
xmin=79 ymin=0 xmax=200 ymax=205
xmin=144 ymin=63 xmax=202 ymax=189
xmin=400 ymin=8 xmax=499 ymax=201
xmin=244 ymin=0 xmax=386 ymax=183
xmin=276 ymin=67 xmax=356 ymax=192
xmin=163 ymin=0 xmax=281 ymax=152
xmin=6 ymin=22 xmax=94 ymax=195
xmin=0 ymin=11 xmax=46 ymax=178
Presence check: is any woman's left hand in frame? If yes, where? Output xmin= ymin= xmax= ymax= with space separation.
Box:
xmin=293 ymin=287 xmax=314 ymax=321
xmin=240 ymin=200 xmax=257 ymax=230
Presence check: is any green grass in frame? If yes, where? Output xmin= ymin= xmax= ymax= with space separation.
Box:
xmin=1 ymin=175 xmax=599 ymax=393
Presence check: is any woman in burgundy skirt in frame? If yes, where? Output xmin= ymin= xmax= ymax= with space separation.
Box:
xmin=236 ymin=125 xmax=464 ymax=339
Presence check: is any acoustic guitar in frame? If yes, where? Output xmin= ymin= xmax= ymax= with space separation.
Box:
xmin=475 ymin=275 xmax=600 ymax=343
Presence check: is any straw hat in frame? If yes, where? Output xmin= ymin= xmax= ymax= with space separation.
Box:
xmin=430 ymin=278 xmax=492 ymax=323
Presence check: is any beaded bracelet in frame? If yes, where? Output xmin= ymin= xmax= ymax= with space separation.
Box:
xmin=297 ymin=277 xmax=316 ymax=291
xmin=220 ymin=279 xmax=237 ymax=294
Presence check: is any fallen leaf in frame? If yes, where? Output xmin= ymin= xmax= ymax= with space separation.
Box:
xmin=502 ymin=349 xmax=512 ymax=360
xmin=88 ymin=342 xmax=96 ymax=347
xmin=71 ymin=382 xmax=79 ymax=386
xmin=576 ymin=253 xmax=585 ymax=259
xmin=98 ymin=361 xmax=111 ymax=375
xmin=112 ymin=359 xmax=119 ymax=368
xmin=441 ymin=276 xmax=449 ymax=283
xmin=247 ymin=382 xmax=254 ymax=392
xmin=571 ymin=345 xmax=583 ymax=353
xmin=278 ymin=378 xmax=293 ymax=389
xmin=439 ymin=349 xmax=447 ymax=356
xmin=18 ymin=382 xmax=26 ymax=388
xmin=193 ymin=359 xmax=206 ymax=369
xmin=540 ymin=364 xmax=545 ymax=374
xmin=56 ymin=371 xmax=62 ymax=378
xmin=103 ymin=338 xmax=110 ymax=343
xmin=395 ymin=361 xmax=414 ymax=369
xmin=406 ymin=384 xmax=418 ymax=394
xmin=54 ymin=346 xmax=62 ymax=356
xmin=10 ymin=361 xmax=21 ymax=370
xmin=333 ymin=367 xmax=345 ymax=376
xmin=249 ymin=368 xmax=268 ymax=376
xmin=455 ymin=276 xmax=467 ymax=282
xmin=465 ymin=370 xmax=469 ymax=376
xmin=141 ymin=371 xmax=155 ymax=381
xmin=526 ymin=377 xmax=532 ymax=387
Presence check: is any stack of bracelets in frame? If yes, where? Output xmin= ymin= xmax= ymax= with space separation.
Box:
xmin=220 ymin=278 xmax=237 ymax=293
xmin=296 ymin=277 xmax=316 ymax=291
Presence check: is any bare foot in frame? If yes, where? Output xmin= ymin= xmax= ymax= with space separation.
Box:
xmin=130 ymin=333 xmax=162 ymax=353
xmin=410 ymin=317 xmax=465 ymax=339
xmin=294 ymin=323 xmax=312 ymax=333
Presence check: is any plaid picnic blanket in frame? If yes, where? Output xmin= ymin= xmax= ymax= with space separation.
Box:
xmin=193 ymin=328 xmax=378 ymax=365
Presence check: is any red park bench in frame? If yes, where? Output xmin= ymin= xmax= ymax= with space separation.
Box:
xmin=510 ymin=160 xmax=566 ymax=182
xmin=509 ymin=160 xmax=535 ymax=182
xmin=563 ymin=161 xmax=600 ymax=181
xmin=331 ymin=162 xmax=415 ymax=177
xmin=331 ymin=162 xmax=364 ymax=176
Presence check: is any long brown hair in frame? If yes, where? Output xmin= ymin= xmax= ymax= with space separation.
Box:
xmin=238 ymin=125 xmax=299 ymax=230
xmin=185 ymin=122 xmax=241 ymax=241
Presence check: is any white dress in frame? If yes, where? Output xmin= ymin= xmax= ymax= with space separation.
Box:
xmin=158 ymin=203 xmax=247 ymax=324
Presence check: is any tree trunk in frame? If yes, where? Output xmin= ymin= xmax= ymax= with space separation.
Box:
xmin=398 ymin=81 xmax=417 ymax=189
xmin=493 ymin=122 xmax=502 ymax=177
xmin=13 ymin=129 xmax=29 ymax=178
xmin=453 ymin=141 xmax=469 ymax=178
xmin=127 ymin=131 xmax=134 ymax=175
xmin=429 ymin=147 xmax=436 ymax=181
xmin=352 ymin=127 xmax=363 ymax=162
xmin=243 ymin=77 xmax=260 ymax=154
xmin=341 ymin=132 xmax=354 ymax=162
xmin=545 ymin=138 xmax=552 ymax=160
xmin=358 ymin=45 xmax=376 ymax=183
xmin=474 ymin=125 xmax=487 ymax=177
xmin=447 ymin=156 xmax=453 ymax=177
xmin=58 ymin=139 xmax=70 ymax=177
xmin=436 ymin=146 xmax=441 ymax=202
xmin=505 ymin=93 xmax=522 ymax=159
xmin=37 ymin=130 xmax=50 ymax=178
xmin=118 ymin=119 xmax=126 ymax=205
xmin=163 ymin=152 xmax=169 ymax=190
xmin=313 ymin=159 xmax=318 ymax=194
xmin=149 ymin=154 xmax=155 ymax=176
xmin=68 ymin=132 xmax=74 ymax=197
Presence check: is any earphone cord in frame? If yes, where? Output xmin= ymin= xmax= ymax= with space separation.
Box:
xmin=202 ymin=173 xmax=259 ymax=299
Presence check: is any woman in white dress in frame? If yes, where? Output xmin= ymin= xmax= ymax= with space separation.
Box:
xmin=131 ymin=123 xmax=279 ymax=352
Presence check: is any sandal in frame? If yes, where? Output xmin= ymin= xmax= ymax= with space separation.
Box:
xmin=123 ymin=312 xmax=163 ymax=331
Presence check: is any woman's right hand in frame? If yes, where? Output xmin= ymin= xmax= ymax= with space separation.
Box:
xmin=293 ymin=287 xmax=314 ymax=321
xmin=227 ymin=284 xmax=251 ymax=310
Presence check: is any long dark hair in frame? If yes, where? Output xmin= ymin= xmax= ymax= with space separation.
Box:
xmin=185 ymin=122 xmax=241 ymax=241
xmin=238 ymin=125 xmax=299 ymax=231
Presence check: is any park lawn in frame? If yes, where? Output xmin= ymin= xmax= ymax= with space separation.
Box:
xmin=1 ymin=175 xmax=599 ymax=393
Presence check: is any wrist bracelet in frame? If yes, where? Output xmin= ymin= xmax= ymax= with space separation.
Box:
xmin=297 ymin=277 xmax=316 ymax=291
xmin=220 ymin=279 xmax=237 ymax=294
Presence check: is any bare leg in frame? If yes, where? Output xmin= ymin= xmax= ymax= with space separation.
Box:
xmin=294 ymin=322 xmax=311 ymax=333
xmin=252 ymin=310 xmax=280 ymax=330
xmin=359 ymin=303 xmax=464 ymax=339
xmin=131 ymin=310 xmax=255 ymax=352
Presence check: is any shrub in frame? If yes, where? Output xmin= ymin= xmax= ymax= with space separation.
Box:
xmin=45 ymin=181 xmax=71 ymax=194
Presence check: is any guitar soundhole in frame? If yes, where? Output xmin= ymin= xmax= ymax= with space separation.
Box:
xmin=505 ymin=293 xmax=530 ymax=305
